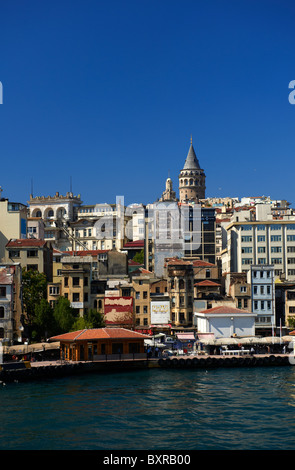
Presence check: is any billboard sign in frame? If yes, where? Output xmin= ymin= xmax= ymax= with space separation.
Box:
xmin=150 ymin=301 xmax=170 ymax=325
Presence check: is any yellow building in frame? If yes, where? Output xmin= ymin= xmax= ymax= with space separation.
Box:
xmin=0 ymin=198 xmax=27 ymax=261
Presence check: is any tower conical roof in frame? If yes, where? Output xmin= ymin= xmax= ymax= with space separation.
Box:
xmin=183 ymin=141 xmax=201 ymax=170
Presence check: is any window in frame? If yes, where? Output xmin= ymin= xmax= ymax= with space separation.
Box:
xmin=254 ymin=301 xmax=258 ymax=310
xmin=242 ymin=247 xmax=252 ymax=253
xmin=288 ymin=269 xmax=295 ymax=275
xmin=271 ymin=258 xmax=282 ymax=264
xmin=257 ymin=235 xmax=265 ymax=242
xmin=271 ymin=235 xmax=281 ymax=242
xmin=267 ymin=286 xmax=271 ymax=295
xmin=242 ymin=258 xmax=253 ymax=265
xmin=49 ymin=286 xmax=60 ymax=295
xmin=258 ymin=247 xmax=265 ymax=253
xmin=73 ymin=277 xmax=80 ymax=286
xmin=261 ymin=301 xmax=265 ymax=310
xmin=136 ymin=306 xmax=140 ymax=314
xmin=9 ymin=250 xmax=20 ymax=257
xmin=27 ymin=249 xmax=38 ymax=257
xmin=241 ymin=236 xmax=252 ymax=242
xmin=257 ymin=225 xmax=265 ymax=230
xmin=288 ymin=247 xmax=295 ymax=253
xmin=271 ymin=246 xmax=282 ymax=253
xmin=0 ymin=307 xmax=4 ymax=318
xmin=241 ymin=225 xmax=252 ymax=231
xmin=268 ymin=301 xmax=272 ymax=310
xmin=287 ymin=235 xmax=295 ymax=242
xmin=254 ymin=286 xmax=257 ymax=294
xmin=240 ymin=286 xmax=247 ymax=293
xmin=270 ymin=224 xmax=281 ymax=230
xmin=288 ymin=258 xmax=295 ymax=264
xmin=260 ymin=286 xmax=264 ymax=294
xmin=258 ymin=258 xmax=266 ymax=264
xmin=72 ymin=293 xmax=80 ymax=302
xmin=143 ymin=291 xmax=148 ymax=299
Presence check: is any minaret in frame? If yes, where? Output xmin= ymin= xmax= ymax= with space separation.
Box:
xmin=179 ymin=137 xmax=206 ymax=203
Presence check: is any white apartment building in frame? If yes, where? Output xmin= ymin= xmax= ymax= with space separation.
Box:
xmin=248 ymin=265 xmax=275 ymax=332
xmin=223 ymin=219 xmax=295 ymax=282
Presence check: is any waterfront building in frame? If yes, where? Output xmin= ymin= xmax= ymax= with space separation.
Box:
xmin=224 ymin=272 xmax=251 ymax=311
xmin=60 ymin=255 xmax=92 ymax=317
xmin=28 ymin=191 xmax=82 ymax=251
xmin=222 ymin=218 xmax=295 ymax=282
xmin=131 ymin=269 xmax=169 ymax=333
xmin=5 ymin=238 xmax=53 ymax=281
xmin=165 ymin=258 xmax=194 ymax=328
xmin=50 ymin=327 xmax=149 ymax=361
xmin=0 ymin=263 xmax=22 ymax=345
xmin=0 ymin=195 xmax=27 ymax=261
xmin=194 ymin=306 xmax=257 ymax=338
xmin=248 ymin=265 xmax=275 ymax=335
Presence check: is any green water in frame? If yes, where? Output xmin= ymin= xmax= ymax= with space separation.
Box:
xmin=1 ymin=366 xmax=295 ymax=450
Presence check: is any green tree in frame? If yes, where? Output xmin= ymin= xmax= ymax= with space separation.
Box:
xmin=71 ymin=308 xmax=105 ymax=331
xmin=53 ymin=297 xmax=77 ymax=334
xmin=132 ymin=249 xmax=144 ymax=265
xmin=33 ymin=299 xmax=55 ymax=341
xmin=21 ymin=268 xmax=47 ymax=339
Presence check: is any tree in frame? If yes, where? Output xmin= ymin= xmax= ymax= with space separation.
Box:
xmin=21 ymin=268 xmax=47 ymax=339
xmin=33 ymin=299 xmax=55 ymax=341
xmin=53 ymin=297 xmax=77 ymax=334
xmin=132 ymin=249 xmax=144 ymax=265
xmin=71 ymin=308 xmax=105 ymax=331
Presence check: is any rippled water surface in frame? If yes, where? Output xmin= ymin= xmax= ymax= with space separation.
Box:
xmin=1 ymin=367 xmax=295 ymax=450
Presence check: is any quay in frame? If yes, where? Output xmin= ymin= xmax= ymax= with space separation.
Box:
xmin=0 ymin=352 xmax=293 ymax=383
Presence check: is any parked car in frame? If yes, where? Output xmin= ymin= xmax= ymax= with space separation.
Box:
xmin=162 ymin=349 xmax=174 ymax=357
xmin=165 ymin=337 xmax=175 ymax=343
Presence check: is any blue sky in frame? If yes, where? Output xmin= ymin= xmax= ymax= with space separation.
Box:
xmin=0 ymin=0 xmax=295 ymax=207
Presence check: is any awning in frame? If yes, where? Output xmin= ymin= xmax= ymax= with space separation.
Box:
xmin=176 ymin=333 xmax=195 ymax=341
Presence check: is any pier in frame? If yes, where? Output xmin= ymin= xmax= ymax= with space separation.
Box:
xmin=0 ymin=351 xmax=293 ymax=383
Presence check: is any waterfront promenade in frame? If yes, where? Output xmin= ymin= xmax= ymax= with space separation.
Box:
xmin=0 ymin=350 xmax=293 ymax=383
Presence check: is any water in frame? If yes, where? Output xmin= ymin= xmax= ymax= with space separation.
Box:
xmin=1 ymin=366 xmax=295 ymax=450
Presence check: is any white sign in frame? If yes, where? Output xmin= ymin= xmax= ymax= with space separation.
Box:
xmin=150 ymin=301 xmax=170 ymax=324
xmin=71 ymin=302 xmax=84 ymax=308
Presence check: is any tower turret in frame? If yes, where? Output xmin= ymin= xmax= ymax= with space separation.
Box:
xmin=179 ymin=137 xmax=206 ymax=203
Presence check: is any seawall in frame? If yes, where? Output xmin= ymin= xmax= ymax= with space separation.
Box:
xmin=0 ymin=353 xmax=292 ymax=383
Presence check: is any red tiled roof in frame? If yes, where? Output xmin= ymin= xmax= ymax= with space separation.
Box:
xmin=62 ymin=250 xmax=109 ymax=256
xmin=192 ymin=260 xmax=215 ymax=267
xmin=195 ymin=280 xmax=220 ymax=286
xmin=6 ymin=239 xmax=46 ymax=248
xmin=128 ymin=259 xmax=141 ymax=265
xmin=123 ymin=240 xmax=144 ymax=248
xmin=50 ymin=327 xmax=150 ymax=342
xmin=200 ymin=306 xmax=251 ymax=314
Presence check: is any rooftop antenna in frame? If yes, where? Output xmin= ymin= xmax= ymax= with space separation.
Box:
xmin=70 ymin=176 xmax=72 ymax=193
xmin=31 ymin=178 xmax=33 ymax=197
